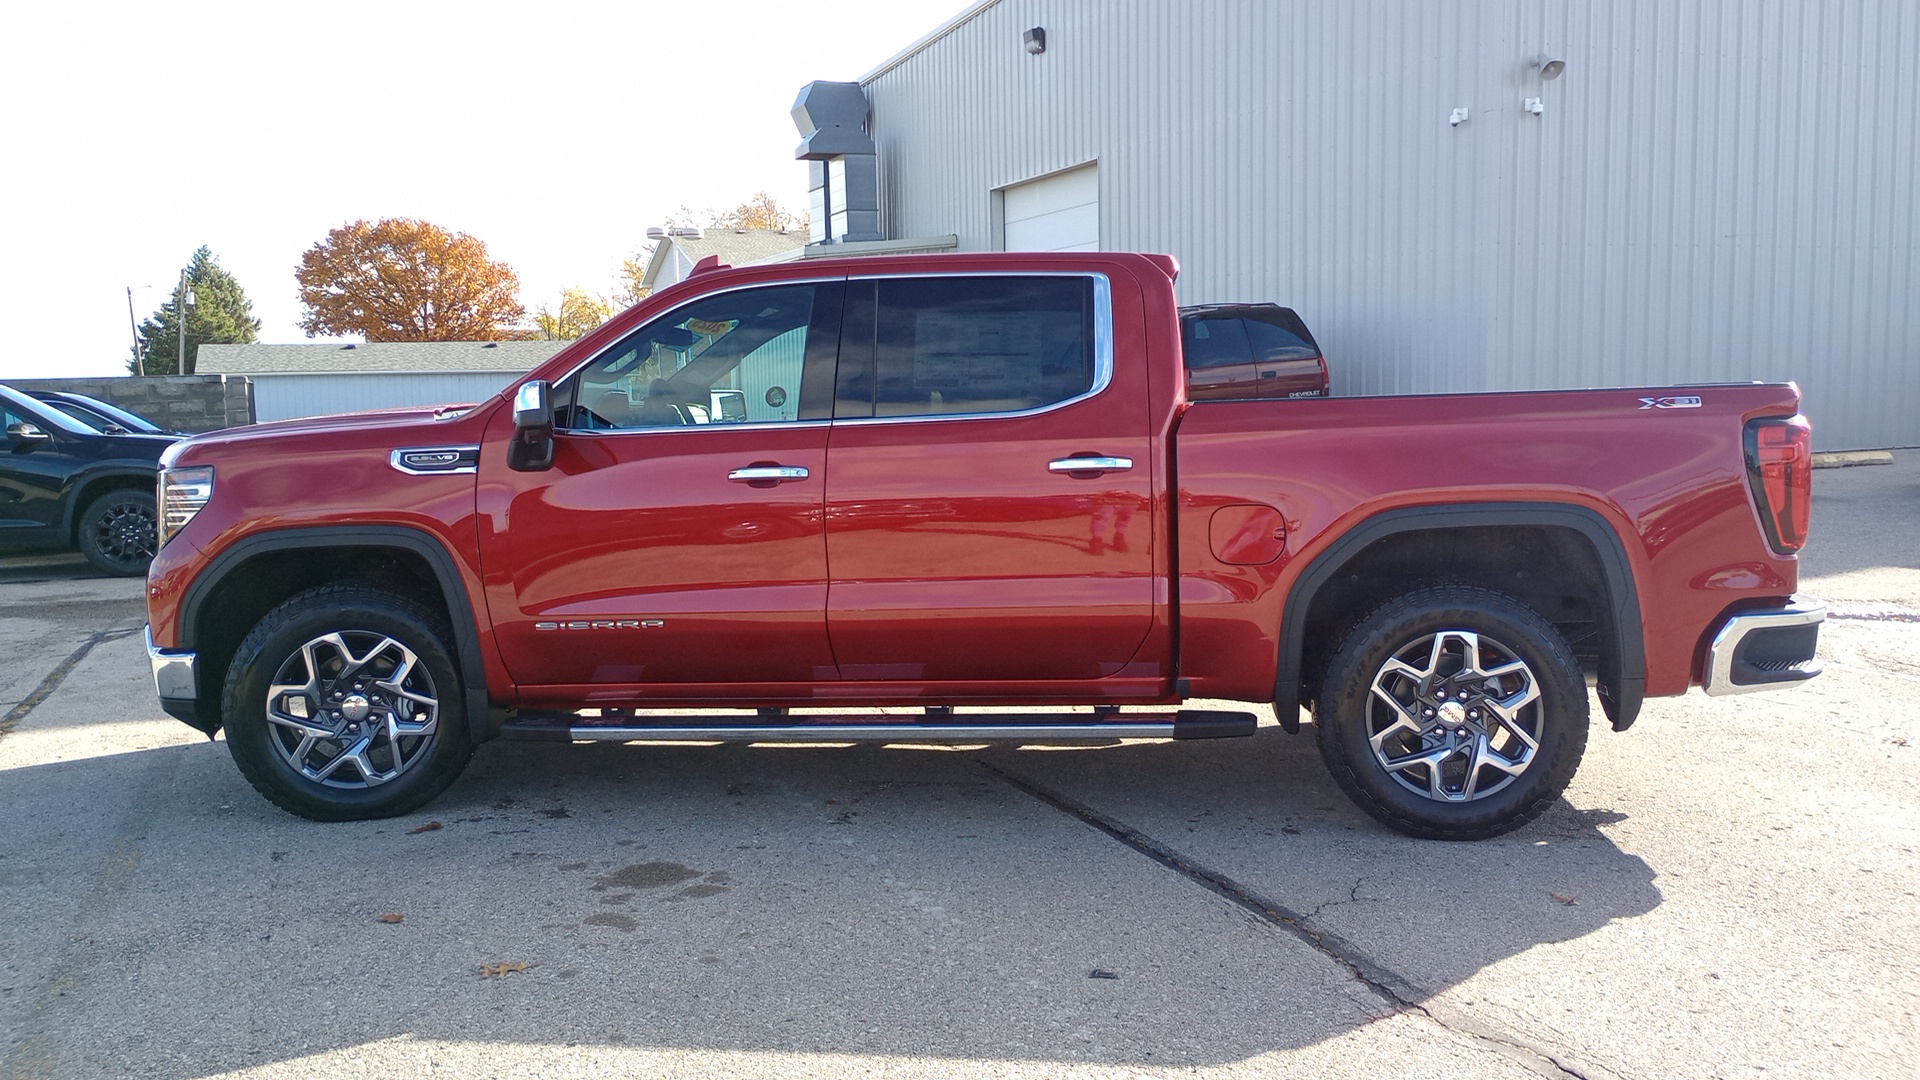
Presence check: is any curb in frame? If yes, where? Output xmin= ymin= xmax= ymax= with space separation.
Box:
xmin=1811 ymin=450 xmax=1895 ymax=469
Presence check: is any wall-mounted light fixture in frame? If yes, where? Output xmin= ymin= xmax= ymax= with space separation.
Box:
xmin=1532 ymin=54 xmax=1567 ymax=80
xmin=1024 ymin=27 xmax=1046 ymax=55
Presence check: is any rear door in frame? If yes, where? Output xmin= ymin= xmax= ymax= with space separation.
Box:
xmin=823 ymin=272 xmax=1156 ymax=682
xmin=0 ymin=391 xmax=87 ymax=542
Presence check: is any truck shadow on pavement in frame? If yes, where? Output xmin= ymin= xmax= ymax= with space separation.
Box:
xmin=3 ymin=726 xmax=1658 ymax=1076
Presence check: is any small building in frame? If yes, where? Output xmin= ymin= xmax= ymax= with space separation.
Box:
xmin=638 ymin=228 xmax=811 ymax=293
xmin=792 ymin=0 xmax=1920 ymax=451
xmin=197 ymin=341 xmax=569 ymax=423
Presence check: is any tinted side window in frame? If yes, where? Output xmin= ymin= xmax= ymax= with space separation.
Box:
xmin=1181 ymin=318 xmax=1253 ymax=371
xmin=862 ymin=276 xmax=1095 ymax=418
xmin=1244 ymin=317 xmax=1320 ymax=361
xmin=557 ymin=283 xmax=833 ymax=429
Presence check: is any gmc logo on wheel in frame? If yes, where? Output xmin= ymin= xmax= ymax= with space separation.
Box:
xmin=534 ymin=620 xmax=664 ymax=631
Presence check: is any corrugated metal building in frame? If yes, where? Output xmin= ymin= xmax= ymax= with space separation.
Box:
xmin=834 ymin=0 xmax=1919 ymax=450
xmin=198 ymin=342 xmax=569 ymax=422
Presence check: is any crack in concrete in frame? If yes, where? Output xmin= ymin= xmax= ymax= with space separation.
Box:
xmin=0 ymin=626 xmax=140 ymax=742
xmin=979 ymin=757 xmax=1612 ymax=1080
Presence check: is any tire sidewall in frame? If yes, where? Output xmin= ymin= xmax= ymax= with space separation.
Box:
xmin=78 ymin=489 xmax=156 ymax=576
xmin=223 ymin=588 xmax=471 ymax=821
xmin=1316 ymin=588 xmax=1589 ymax=840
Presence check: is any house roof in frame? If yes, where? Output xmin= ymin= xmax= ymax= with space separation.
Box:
xmin=639 ymin=228 xmax=812 ymax=290
xmin=198 ymin=340 xmax=570 ymax=375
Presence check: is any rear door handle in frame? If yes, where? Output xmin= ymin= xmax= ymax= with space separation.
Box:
xmin=728 ymin=465 xmax=810 ymax=483
xmin=1048 ymin=456 xmax=1134 ymax=475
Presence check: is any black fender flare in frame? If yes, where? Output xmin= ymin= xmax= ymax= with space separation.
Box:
xmin=180 ymin=525 xmax=496 ymax=741
xmin=61 ymin=466 xmax=160 ymax=537
xmin=1274 ymin=502 xmax=1645 ymax=732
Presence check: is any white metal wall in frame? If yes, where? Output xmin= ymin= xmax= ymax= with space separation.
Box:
xmin=252 ymin=372 xmax=521 ymax=423
xmin=862 ymin=0 xmax=1920 ymax=449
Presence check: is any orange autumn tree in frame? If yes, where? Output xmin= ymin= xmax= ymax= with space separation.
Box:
xmin=295 ymin=218 xmax=527 ymax=341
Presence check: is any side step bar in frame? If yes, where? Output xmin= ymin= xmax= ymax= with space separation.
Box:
xmin=498 ymin=709 xmax=1259 ymax=744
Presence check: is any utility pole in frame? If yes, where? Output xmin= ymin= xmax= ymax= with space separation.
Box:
xmin=176 ymin=268 xmax=195 ymax=376
xmin=126 ymin=286 xmax=145 ymax=376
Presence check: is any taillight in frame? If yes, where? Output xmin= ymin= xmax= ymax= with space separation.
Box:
xmin=1744 ymin=415 xmax=1811 ymax=553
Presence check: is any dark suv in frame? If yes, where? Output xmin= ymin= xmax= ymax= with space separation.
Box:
xmin=1180 ymin=303 xmax=1329 ymax=400
xmin=1 ymin=383 xmax=177 ymax=575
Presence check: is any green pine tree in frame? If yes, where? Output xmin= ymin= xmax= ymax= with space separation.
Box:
xmin=131 ymin=247 xmax=261 ymax=375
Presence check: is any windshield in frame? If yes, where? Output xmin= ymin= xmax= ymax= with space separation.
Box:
xmin=0 ymin=384 xmax=99 ymax=435
xmin=47 ymin=393 xmax=166 ymax=433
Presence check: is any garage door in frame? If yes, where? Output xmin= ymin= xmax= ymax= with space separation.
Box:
xmin=1002 ymin=164 xmax=1099 ymax=252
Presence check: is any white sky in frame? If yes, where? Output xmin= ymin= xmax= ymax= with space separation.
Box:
xmin=0 ymin=0 xmax=975 ymax=378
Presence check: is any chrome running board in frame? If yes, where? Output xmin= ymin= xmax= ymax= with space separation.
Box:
xmin=499 ymin=709 xmax=1258 ymax=743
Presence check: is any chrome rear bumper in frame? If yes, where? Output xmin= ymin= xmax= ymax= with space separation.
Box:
xmin=1703 ymin=598 xmax=1824 ymax=696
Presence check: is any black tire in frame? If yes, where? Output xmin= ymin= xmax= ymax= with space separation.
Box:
xmin=1314 ymin=586 xmax=1589 ymax=840
xmin=222 ymin=585 xmax=474 ymax=821
xmin=78 ymin=489 xmax=157 ymax=576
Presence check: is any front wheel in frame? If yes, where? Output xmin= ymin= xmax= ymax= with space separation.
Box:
xmin=1314 ymin=586 xmax=1590 ymax=840
xmin=78 ymin=489 xmax=157 ymax=576
xmin=222 ymin=586 xmax=474 ymax=821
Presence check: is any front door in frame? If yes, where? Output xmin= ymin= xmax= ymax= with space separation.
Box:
xmin=482 ymin=280 xmax=843 ymax=692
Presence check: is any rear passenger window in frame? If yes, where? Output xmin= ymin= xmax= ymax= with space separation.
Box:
xmin=1244 ymin=318 xmax=1319 ymax=361
xmin=1182 ymin=318 xmax=1253 ymax=370
xmin=847 ymin=276 xmax=1096 ymax=418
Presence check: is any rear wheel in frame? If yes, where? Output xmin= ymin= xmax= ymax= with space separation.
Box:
xmin=78 ymin=489 xmax=157 ymax=576
xmin=222 ymin=586 xmax=473 ymax=821
xmin=1314 ymin=586 xmax=1589 ymax=840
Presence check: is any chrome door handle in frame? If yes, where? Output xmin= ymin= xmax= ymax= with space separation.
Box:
xmin=1048 ymin=456 xmax=1134 ymax=474
xmin=728 ymin=465 xmax=810 ymax=483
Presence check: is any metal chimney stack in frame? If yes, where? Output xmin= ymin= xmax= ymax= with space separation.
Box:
xmin=792 ymin=81 xmax=882 ymax=245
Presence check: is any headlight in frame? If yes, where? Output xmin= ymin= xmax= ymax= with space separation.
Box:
xmin=158 ymin=466 xmax=214 ymax=547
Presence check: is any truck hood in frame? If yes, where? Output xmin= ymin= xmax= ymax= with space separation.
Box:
xmin=162 ymin=401 xmax=498 ymax=463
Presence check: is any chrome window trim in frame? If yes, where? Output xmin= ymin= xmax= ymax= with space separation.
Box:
xmin=547 ymin=276 xmax=844 ymax=416
xmin=389 ymin=445 xmax=481 ymax=476
xmin=540 ymin=270 xmax=1115 ymax=434
xmin=836 ymin=271 xmax=1114 ymax=427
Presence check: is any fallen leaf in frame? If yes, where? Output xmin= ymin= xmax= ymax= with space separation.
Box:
xmin=377 ymin=913 xmax=404 ymax=924
xmin=408 ymin=821 xmax=443 ymax=834
xmin=1549 ymin=892 xmax=1578 ymax=905
xmin=479 ymin=962 xmax=531 ymax=978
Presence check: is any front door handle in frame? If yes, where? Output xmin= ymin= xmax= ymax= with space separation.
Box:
xmin=1048 ymin=456 xmax=1134 ymax=475
xmin=728 ymin=465 xmax=810 ymax=483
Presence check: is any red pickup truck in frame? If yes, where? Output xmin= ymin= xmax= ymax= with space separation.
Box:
xmin=144 ymin=252 xmax=1822 ymax=839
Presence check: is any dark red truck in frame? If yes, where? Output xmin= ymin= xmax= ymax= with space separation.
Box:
xmin=144 ymin=252 xmax=1822 ymax=839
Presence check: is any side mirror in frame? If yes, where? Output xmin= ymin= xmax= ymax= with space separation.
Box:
xmin=507 ymin=381 xmax=555 ymax=472
xmin=6 ymin=422 xmax=50 ymax=452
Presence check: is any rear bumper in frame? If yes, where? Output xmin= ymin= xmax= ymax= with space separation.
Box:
xmin=145 ymin=624 xmax=202 ymax=726
xmin=1702 ymin=597 xmax=1824 ymax=696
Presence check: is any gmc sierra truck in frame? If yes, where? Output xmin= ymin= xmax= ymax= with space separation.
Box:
xmin=144 ymin=252 xmax=1823 ymax=839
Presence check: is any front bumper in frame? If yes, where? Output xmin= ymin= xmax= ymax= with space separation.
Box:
xmin=146 ymin=624 xmax=202 ymax=726
xmin=1703 ymin=597 xmax=1825 ymax=696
